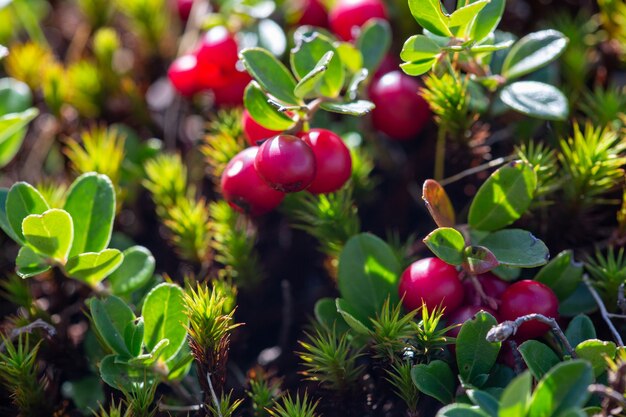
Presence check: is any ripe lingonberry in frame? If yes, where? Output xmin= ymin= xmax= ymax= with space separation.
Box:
xmin=168 ymin=54 xmax=201 ymax=97
xmin=255 ymin=135 xmax=316 ymax=192
xmin=398 ymin=257 xmax=464 ymax=314
xmin=499 ymin=280 xmax=559 ymax=341
xmin=213 ymin=70 xmax=251 ymax=107
xmin=329 ymin=0 xmax=387 ymax=41
xmin=463 ymin=272 xmax=509 ymax=306
xmin=242 ymin=110 xmax=283 ymax=146
xmin=446 ymin=305 xmax=498 ymax=338
xmin=369 ymin=71 xmax=431 ymax=140
xmin=195 ymin=26 xmax=239 ymax=89
xmin=297 ymin=0 xmax=329 ymax=28
xmin=300 ymin=128 xmax=352 ymax=194
xmin=221 ymin=147 xmax=285 ymax=216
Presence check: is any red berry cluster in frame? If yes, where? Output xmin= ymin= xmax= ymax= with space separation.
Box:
xmin=167 ymin=26 xmax=251 ymax=105
xmin=398 ymin=257 xmax=560 ymax=342
xmin=221 ymin=126 xmax=352 ymax=216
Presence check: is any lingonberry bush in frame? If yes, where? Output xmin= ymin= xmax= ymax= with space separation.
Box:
xmin=1 ymin=0 xmax=626 ymax=416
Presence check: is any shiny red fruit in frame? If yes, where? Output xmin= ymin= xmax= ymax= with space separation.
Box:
xmin=369 ymin=71 xmax=431 ymax=140
xmin=255 ymin=135 xmax=316 ymax=192
xmin=242 ymin=110 xmax=282 ymax=146
xmin=300 ymin=129 xmax=352 ymax=194
xmin=447 ymin=305 xmax=498 ymax=338
xmin=195 ymin=26 xmax=239 ymax=89
xmin=499 ymin=280 xmax=559 ymax=341
xmin=463 ymin=272 xmax=509 ymax=306
xmin=329 ymin=0 xmax=387 ymax=41
xmin=221 ymin=147 xmax=285 ymax=216
xmin=213 ymin=70 xmax=251 ymax=107
xmin=398 ymin=257 xmax=464 ymax=314
xmin=176 ymin=0 xmax=194 ymax=20
xmin=168 ymin=54 xmax=200 ymax=97
xmin=297 ymin=0 xmax=329 ymax=28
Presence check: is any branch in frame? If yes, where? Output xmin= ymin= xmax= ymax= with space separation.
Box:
xmin=0 ymin=319 xmax=56 ymax=352
xmin=583 ymin=274 xmax=624 ymax=346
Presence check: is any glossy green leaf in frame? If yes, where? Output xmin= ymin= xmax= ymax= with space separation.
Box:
xmin=65 ymin=249 xmax=123 ymax=286
xmin=499 ymin=81 xmax=568 ymax=121
xmin=448 ymin=0 xmax=488 ymax=38
xmin=243 ymin=82 xmax=294 ymax=131
xmin=335 ymin=298 xmax=370 ymax=334
xmin=528 ymin=360 xmax=593 ymax=417
xmin=408 ymin=0 xmax=452 ymax=37
xmin=356 ymin=18 xmax=391 ymax=73
xmin=438 ymin=403 xmax=491 ymax=417
xmin=165 ymin=345 xmax=194 ymax=381
xmin=470 ymin=0 xmax=505 ymax=42
xmin=0 ymin=78 xmax=32 ymax=115
xmin=336 ymin=42 xmax=363 ymax=74
xmin=502 ymin=30 xmax=568 ymax=80
xmin=424 ymin=227 xmax=465 ymax=265
xmin=0 ymin=188 xmax=21 ymax=243
xmin=64 ymin=173 xmax=115 ymax=258
xmin=294 ymin=51 xmax=334 ymax=98
xmin=320 ymin=100 xmax=375 ymax=116
xmin=534 ymin=250 xmax=582 ymax=300
xmin=142 ymin=283 xmax=189 ymax=362
xmin=6 ymin=181 xmax=49 ymax=243
xmin=575 ymin=339 xmax=616 ymax=377
xmin=108 ymin=246 xmax=155 ymax=296
xmin=467 ymin=390 xmax=499 ymax=417
xmin=480 ymin=229 xmax=549 ymax=268
xmin=240 ymin=48 xmax=299 ymax=105
xmin=124 ymin=318 xmax=144 ymax=357
xmin=16 ymin=245 xmax=50 ymax=278
xmin=456 ymin=311 xmax=500 ymax=386
xmin=411 ymin=360 xmax=456 ymax=404
xmin=565 ymin=315 xmax=596 ymax=347
xmin=337 ymin=233 xmax=401 ymax=321
xmin=499 ymin=371 xmax=532 ymax=417
xmin=463 ymin=246 xmax=499 ymax=275
xmin=422 ymin=179 xmax=456 ymax=228
xmin=0 ymin=108 xmax=38 ymax=168
xmin=314 ymin=297 xmax=349 ymax=333
xmin=518 ymin=340 xmax=560 ymax=380
xmin=22 ymin=209 xmax=73 ymax=264
xmin=400 ymin=57 xmax=438 ymax=76
xmin=89 ymin=296 xmax=135 ymax=357
xmin=468 ymin=160 xmax=537 ymax=231
xmin=470 ymin=40 xmax=514 ymax=53
xmin=559 ymin=284 xmax=597 ymax=317
xmin=99 ymin=354 xmax=151 ymax=391
xmin=290 ymin=33 xmax=344 ymax=98
xmin=400 ymin=34 xmax=441 ymax=63
xmin=127 ymin=339 xmax=170 ymax=367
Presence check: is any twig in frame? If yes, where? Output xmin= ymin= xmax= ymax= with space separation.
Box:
xmin=583 ymin=275 xmax=624 ymax=346
xmin=206 ymin=372 xmax=222 ymax=417
xmin=486 ymin=313 xmax=576 ymax=357
xmin=439 ymin=155 xmax=515 ymax=186
xmin=588 ymin=384 xmax=626 ymax=407
xmin=618 ymin=283 xmax=626 ymax=314
xmin=0 ymin=319 xmax=56 ymax=352
xmin=159 ymin=403 xmax=203 ymax=412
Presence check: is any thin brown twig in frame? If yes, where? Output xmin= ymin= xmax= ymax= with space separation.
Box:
xmin=583 ymin=274 xmax=625 ymax=346
xmin=0 ymin=319 xmax=56 ymax=352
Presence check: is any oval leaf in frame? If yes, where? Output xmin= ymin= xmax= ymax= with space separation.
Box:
xmin=499 ymin=371 xmax=532 ymax=417
xmin=0 ymin=108 xmax=38 ymax=168
xmin=456 ymin=311 xmax=500 ymax=386
xmin=411 ymin=360 xmax=456 ymax=404
xmin=408 ymin=0 xmax=452 ymax=37
xmin=290 ymin=32 xmax=344 ymax=98
xmin=356 ymin=19 xmax=391 ymax=73
xmin=0 ymin=77 xmax=33 ymax=115
xmin=518 ymin=340 xmax=560 ymax=380
xmin=6 ymin=181 xmax=49 ymax=243
xmin=240 ymin=48 xmax=299 ymax=105
xmin=244 ymin=82 xmax=294 ymax=131
xmin=424 ymin=227 xmax=465 ymax=265
xmin=65 ymin=249 xmax=123 ymax=287
xmin=463 ymin=246 xmax=499 ymax=275
xmin=22 ymin=209 xmax=73 ymax=264
xmin=422 ymin=179 xmax=456 ymax=228
xmin=108 ymin=246 xmax=156 ymax=296
xmin=16 ymin=245 xmax=50 ymax=278
xmin=480 ymin=229 xmax=549 ymax=268
xmin=471 ymin=0 xmax=505 ymax=42
xmin=90 ymin=296 xmax=135 ymax=357
xmin=502 ymin=30 xmax=568 ymax=80
xmin=400 ymin=34 xmax=441 ymax=63
xmin=575 ymin=339 xmax=616 ymax=377
xmin=565 ymin=314 xmax=596 ymax=347
xmin=499 ymin=81 xmax=569 ymax=121
xmin=534 ymin=250 xmax=582 ymax=300
xmin=319 ymin=100 xmax=374 ymax=115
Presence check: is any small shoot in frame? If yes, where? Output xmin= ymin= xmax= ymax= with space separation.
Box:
xmin=206 ymin=390 xmax=244 ymax=417
xmin=268 ymin=392 xmax=320 ymax=417
xmin=247 ymin=368 xmax=282 ymax=417
xmin=586 ymin=247 xmax=626 ymax=311
xmin=385 ymin=361 xmax=419 ymax=417
xmin=369 ymin=298 xmax=418 ymax=362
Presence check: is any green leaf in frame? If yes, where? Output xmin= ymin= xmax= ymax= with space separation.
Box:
xmin=142 ymin=283 xmax=189 ymax=362
xmin=356 ymin=18 xmax=391 ymax=73
xmin=165 ymin=344 xmax=193 ymax=381
xmin=470 ymin=40 xmax=514 ymax=53
xmin=108 ymin=246 xmax=155 ymax=296
xmin=290 ymin=33 xmax=344 ymax=98
xmin=502 ymin=30 xmax=568 ymax=80
xmin=448 ymin=0 xmax=489 ymax=39
xmin=61 ymin=375 xmax=104 ymax=413
xmin=99 ymin=354 xmax=151 ymax=391
xmin=470 ymin=0 xmax=505 ymax=42
xmin=337 ymin=233 xmax=401 ymax=321
xmin=499 ymin=371 xmax=532 ymax=417
xmin=559 ymin=284 xmax=597 ymax=317
xmin=294 ymin=51 xmax=334 ymax=98
xmin=320 ymin=100 xmax=375 ymax=116
xmin=6 ymin=181 xmax=49 ymax=243
xmin=124 ymin=318 xmax=144 ymax=357
xmin=400 ymin=34 xmax=441 ymax=63
xmin=518 ymin=340 xmax=560 ymax=380
xmin=534 ymin=250 xmax=582 ymax=300
xmin=240 ymin=48 xmax=299 ymax=105
xmin=462 ymin=246 xmax=500 ymax=275
xmin=437 ymin=403 xmax=491 ymax=417
xmin=63 ymin=173 xmax=116 ymax=258
xmin=127 ymin=339 xmax=170 ymax=367
xmin=422 ymin=179 xmax=456 ymax=228
xmin=335 ymin=298 xmax=370 ymax=334
xmin=65 ymin=249 xmax=123 ymax=286
xmin=529 ymin=360 xmax=593 ymax=417
xmin=314 ymin=297 xmax=349 ymax=333
xmin=565 ymin=315 xmax=596 ymax=347
xmin=456 ymin=311 xmax=500 ymax=386
xmin=499 ymin=81 xmax=568 ymax=121
xmin=243 ymin=82 xmax=294 ymax=131
xmin=89 ymin=296 xmax=135 ymax=357
xmin=424 ymin=227 xmax=465 ymax=265
xmin=468 ymin=160 xmax=537 ymax=231
xmin=480 ymin=229 xmax=549 ymax=268
xmin=400 ymin=57 xmax=438 ymax=76
xmin=575 ymin=339 xmax=616 ymax=377
xmin=347 ymin=68 xmax=369 ymax=101
xmin=16 ymin=245 xmax=50 ymax=278
xmin=0 ymin=108 xmax=38 ymax=168
xmin=408 ymin=0 xmax=452 ymax=37
xmin=0 ymin=188 xmax=21 ymax=243
xmin=335 ymin=42 xmax=363 ymax=73
xmin=411 ymin=360 xmax=456 ymax=404
xmin=0 ymin=78 xmax=32 ymax=115
xmin=22 ymin=209 xmax=73 ymax=264
xmin=467 ymin=390 xmax=499 ymax=417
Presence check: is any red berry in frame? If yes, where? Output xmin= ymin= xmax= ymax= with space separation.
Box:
xmin=297 ymin=0 xmax=329 ymax=28
xmin=398 ymin=258 xmax=464 ymax=314
xmin=176 ymin=0 xmax=194 ymax=21
xmin=329 ymin=0 xmax=387 ymax=41
xmin=213 ymin=70 xmax=251 ymax=107
xmin=168 ymin=54 xmax=200 ymax=97
xmin=195 ymin=26 xmax=239 ymax=89
xmin=447 ymin=305 xmax=498 ymax=338
xmin=369 ymin=71 xmax=431 ymax=140
xmin=221 ymin=147 xmax=285 ymax=216
xmin=255 ymin=135 xmax=316 ymax=192
xmin=499 ymin=280 xmax=559 ymax=341
xmin=463 ymin=272 xmax=509 ymax=306
xmin=242 ymin=110 xmax=283 ymax=146
xmin=300 ymin=129 xmax=352 ymax=194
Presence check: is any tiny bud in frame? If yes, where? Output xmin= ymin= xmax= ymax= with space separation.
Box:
xmin=486 ymin=321 xmax=516 ymax=342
